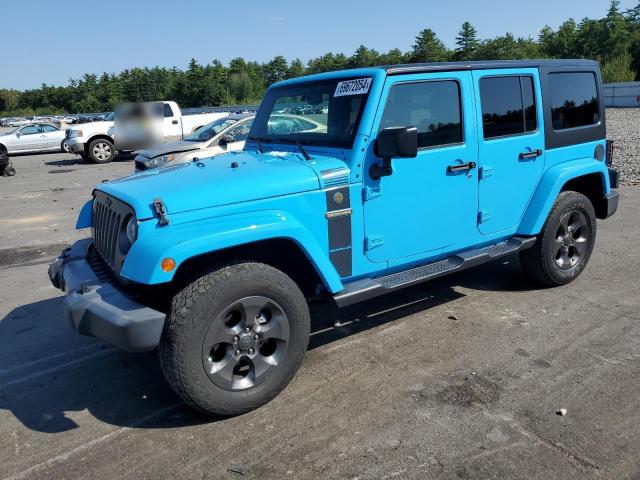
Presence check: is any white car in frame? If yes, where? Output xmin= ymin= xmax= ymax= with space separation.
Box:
xmin=0 ymin=123 xmax=67 ymax=156
xmin=66 ymin=102 xmax=228 ymax=164
xmin=134 ymin=114 xmax=254 ymax=171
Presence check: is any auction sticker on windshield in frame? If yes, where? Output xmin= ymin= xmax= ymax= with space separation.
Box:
xmin=334 ymin=78 xmax=372 ymax=97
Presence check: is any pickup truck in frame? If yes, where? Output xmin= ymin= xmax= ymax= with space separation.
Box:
xmin=65 ymin=102 xmax=227 ymax=163
xmin=50 ymin=59 xmax=619 ymax=416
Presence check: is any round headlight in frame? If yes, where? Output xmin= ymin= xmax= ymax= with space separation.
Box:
xmin=118 ymin=214 xmax=137 ymax=254
xmin=126 ymin=215 xmax=138 ymax=244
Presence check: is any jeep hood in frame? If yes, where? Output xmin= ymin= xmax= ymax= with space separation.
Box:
xmin=96 ymin=150 xmax=323 ymax=218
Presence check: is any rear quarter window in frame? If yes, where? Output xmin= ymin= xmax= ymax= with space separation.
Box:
xmin=549 ymin=72 xmax=599 ymax=130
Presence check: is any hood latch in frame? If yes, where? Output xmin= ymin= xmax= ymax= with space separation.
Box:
xmin=153 ymin=197 xmax=169 ymax=226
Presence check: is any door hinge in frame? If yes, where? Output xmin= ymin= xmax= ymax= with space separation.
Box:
xmin=365 ymin=234 xmax=384 ymax=251
xmin=478 ymin=210 xmax=492 ymax=224
xmin=363 ymin=185 xmax=381 ymax=201
xmin=479 ymin=165 xmax=493 ymax=179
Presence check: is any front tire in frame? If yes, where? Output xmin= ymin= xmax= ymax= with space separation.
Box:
xmin=87 ymin=138 xmax=114 ymax=163
xmin=159 ymin=261 xmax=310 ymax=416
xmin=520 ymin=191 xmax=596 ymax=286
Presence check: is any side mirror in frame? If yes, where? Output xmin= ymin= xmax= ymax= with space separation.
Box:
xmin=371 ymin=126 xmax=417 ymax=179
xmin=219 ymin=135 xmax=235 ymax=147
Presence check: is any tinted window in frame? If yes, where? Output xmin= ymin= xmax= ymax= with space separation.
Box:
xmin=163 ymin=103 xmax=174 ymax=118
xmin=41 ymin=124 xmax=58 ymax=132
xmin=226 ymin=119 xmax=253 ymax=142
xmin=549 ymin=72 xmax=599 ymax=130
xmin=522 ymin=77 xmax=537 ymax=132
xmin=380 ymin=80 xmax=462 ymax=149
xmin=481 ymin=76 xmax=537 ymax=139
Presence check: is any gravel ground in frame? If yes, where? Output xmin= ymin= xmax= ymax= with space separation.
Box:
xmin=606 ymin=108 xmax=640 ymax=185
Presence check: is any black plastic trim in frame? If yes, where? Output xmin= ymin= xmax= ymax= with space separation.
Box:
xmin=334 ymin=236 xmax=536 ymax=307
xmin=602 ymin=191 xmax=619 ymax=219
xmin=609 ymin=168 xmax=619 ymax=189
xmin=48 ymin=239 xmax=166 ymax=352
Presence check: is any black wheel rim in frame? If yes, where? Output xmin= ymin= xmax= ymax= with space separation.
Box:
xmin=201 ymin=296 xmax=290 ymax=391
xmin=554 ymin=210 xmax=589 ymax=270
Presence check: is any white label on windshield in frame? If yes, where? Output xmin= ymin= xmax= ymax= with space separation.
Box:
xmin=334 ymin=78 xmax=372 ymax=97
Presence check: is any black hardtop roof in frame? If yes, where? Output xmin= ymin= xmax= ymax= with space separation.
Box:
xmin=384 ymin=59 xmax=599 ymax=75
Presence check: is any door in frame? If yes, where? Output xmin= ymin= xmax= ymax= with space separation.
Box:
xmin=14 ymin=124 xmax=46 ymax=151
xmin=40 ymin=124 xmax=64 ymax=149
xmin=363 ymin=72 xmax=479 ymax=263
xmin=163 ymin=103 xmax=183 ymax=141
xmin=473 ymin=69 xmax=545 ymax=235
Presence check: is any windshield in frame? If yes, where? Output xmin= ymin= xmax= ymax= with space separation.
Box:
xmin=183 ymin=118 xmax=238 ymax=142
xmin=249 ymin=76 xmax=372 ymax=148
xmin=104 ymin=112 xmax=114 ymax=121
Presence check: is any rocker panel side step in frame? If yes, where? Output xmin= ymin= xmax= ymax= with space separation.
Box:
xmin=334 ymin=236 xmax=536 ymax=308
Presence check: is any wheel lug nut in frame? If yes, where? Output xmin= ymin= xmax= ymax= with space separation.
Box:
xmin=244 ymin=327 xmax=251 ymax=333
xmin=249 ymin=348 xmax=255 ymax=354
xmin=235 ymin=349 xmax=241 ymax=356
xmin=254 ymin=334 xmax=259 ymax=340
xmin=233 ymin=336 xmax=239 ymax=343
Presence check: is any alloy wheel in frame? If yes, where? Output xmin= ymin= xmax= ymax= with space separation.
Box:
xmin=554 ymin=210 xmax=589 ymax=270
xmin=201 ymin=296 xmax=290 ymax=391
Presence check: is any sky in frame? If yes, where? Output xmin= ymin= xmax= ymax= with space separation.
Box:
xmin=1 ymin=0 xmax=636 ymax=90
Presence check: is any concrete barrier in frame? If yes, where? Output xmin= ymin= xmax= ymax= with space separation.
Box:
xmin=603 ymin=82 xmax=640 ymax=108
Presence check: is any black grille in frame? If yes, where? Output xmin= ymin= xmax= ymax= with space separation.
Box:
xmin=92 ymin=191 xmax=133 ymax=273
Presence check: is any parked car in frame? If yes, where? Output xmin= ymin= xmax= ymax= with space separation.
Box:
xmin=134 ymin=114 xmax=254 ymax=171
xmin=49 ymin=59 xmax=618 ymax=417
xmin=0 ymin=122 xmax=66 ymax=156
xmin=66 ymin=102 xmax=228 ymax=164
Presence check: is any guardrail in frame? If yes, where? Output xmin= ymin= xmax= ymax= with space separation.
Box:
xmin=603 ymin=82 xmax=640 ymax=108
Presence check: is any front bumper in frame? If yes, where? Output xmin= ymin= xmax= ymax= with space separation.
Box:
xmin=48 ymin=239 xmax=165 ymax=352
xmin=66 ymin=138 xmax=86 ymax=154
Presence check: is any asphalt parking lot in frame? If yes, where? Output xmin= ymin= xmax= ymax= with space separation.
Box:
xmin=1 ymin=143 xmax=639 ymax=479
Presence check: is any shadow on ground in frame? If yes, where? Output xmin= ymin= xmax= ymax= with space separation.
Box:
xmin=0 ymin=254 xmax=543 ymax=434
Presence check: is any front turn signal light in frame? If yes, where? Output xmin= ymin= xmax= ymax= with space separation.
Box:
xmin=161 ymin=258 xmax=176 ymax=272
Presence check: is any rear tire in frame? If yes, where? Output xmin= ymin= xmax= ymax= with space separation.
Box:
xmin=520 ymin=191 xmax=596 ymax=286
xmin=159 ymin=261 xmax=310 ymax=416
xmin=87 ymin=138 xmax=114 ymax=163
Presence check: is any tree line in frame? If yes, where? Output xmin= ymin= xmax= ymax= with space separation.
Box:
xmin=1 ymin=0 xmax=639 ymax=116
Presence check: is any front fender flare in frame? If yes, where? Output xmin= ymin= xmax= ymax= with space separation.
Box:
xmin=518 ymin=158 xmax=608 ymax=235
xmin=120 ymin=210 xmax=344 ymax=293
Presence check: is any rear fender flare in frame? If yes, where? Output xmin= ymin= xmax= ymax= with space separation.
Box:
xmin=518 ymin=158 xmax=608 ymax=235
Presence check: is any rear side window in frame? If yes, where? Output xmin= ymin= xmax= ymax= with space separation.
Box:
xmin=480 ymin=76 xmax=538 ymax=139
xmin=163 ymin=104 xmax=174 ymax=118
xmin=379 ymin=80 xmax=463 ymax=149
xmin=549 ymin=72 xmax=599 ymax=130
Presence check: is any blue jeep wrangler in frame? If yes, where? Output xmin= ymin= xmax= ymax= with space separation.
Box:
xmin=49 ymin=60 xmax=619 ymax=415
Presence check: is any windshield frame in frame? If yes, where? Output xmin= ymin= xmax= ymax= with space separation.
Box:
xmin=249 ymin=76 xmax=373 ymax=149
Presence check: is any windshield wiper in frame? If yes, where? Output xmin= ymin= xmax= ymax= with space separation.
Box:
xmin=248 ymin=135 xmax=270 ymax=153
xmin=276 ymin=137 xmax=312 ymax=161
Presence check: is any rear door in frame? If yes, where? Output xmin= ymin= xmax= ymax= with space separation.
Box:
xmin=473 ymin=69 xmax=545 ymax=235
xmin=41 ymin=124 xmax=64 ymax=149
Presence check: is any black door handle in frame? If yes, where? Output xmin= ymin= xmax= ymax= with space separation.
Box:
xmin=172 ymin=119 xmax=179 ymax=125
xmin=447 ymin=161 xmax=476 ymax=173
xmin=519 ymin=149 xmax=542 ymax=160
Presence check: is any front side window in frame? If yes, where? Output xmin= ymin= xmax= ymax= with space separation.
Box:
xmin=549 ymin=72 xmax=599 ymax=130
xmin=224 ymin=119 xmax=253 ymax=142
xmin=480 ymin=76 xmax=538 ymax=139
xmin=41 ymin=124 xmax=58 ymax=132
xmin=20 ymin=125 xmax=40 ymax=135
xmin=250 ymin=77 xmax=371 ymax=148
xmin=379 ymin=80 xmax=463 ymax=149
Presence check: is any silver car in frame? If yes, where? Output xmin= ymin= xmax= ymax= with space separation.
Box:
xmin=0 ymin=123 xmax=67 ymax=156
xmin=134 ymin=113 xmax=254 ymax=171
